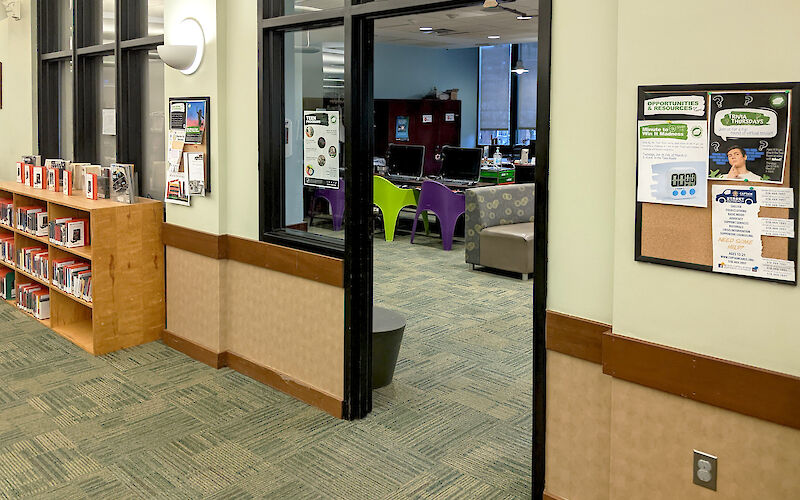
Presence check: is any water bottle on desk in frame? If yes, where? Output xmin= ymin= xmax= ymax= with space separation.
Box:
xmin=493 ymin=148 xmax=502 ymax=167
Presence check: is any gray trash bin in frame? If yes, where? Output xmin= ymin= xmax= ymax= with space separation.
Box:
xmin=372 ymin=306 xmax=406 ymax=388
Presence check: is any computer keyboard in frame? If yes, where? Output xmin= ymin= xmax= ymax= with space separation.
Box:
xmin=439 ymin=178 xmax=477 ymax=186
xmin=386 ymin=174 xmax=421 ymax=183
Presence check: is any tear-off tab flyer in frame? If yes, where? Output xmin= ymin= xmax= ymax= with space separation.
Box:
xmin=712 ymin=185 xmax=795 ymax=282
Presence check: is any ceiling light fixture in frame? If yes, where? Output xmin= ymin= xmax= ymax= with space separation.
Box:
xmin=516 ymin=15 xmax=533 ymax=20
xmin=511 ymin=60 xmax=529 ymax=75
xmin=488 ymin=35 xmax=501 ymax=39
xmin=419 ymin=27 xmax=433 ymax=31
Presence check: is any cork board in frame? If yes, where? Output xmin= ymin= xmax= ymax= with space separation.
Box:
xmin=168 ymin=96 xmax=211 ymax=194
xmin=635 ymin=83 xmax=800 ymax=284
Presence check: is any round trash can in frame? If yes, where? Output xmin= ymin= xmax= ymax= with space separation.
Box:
xmin=372 ymin=306 xmax=406 ymax=388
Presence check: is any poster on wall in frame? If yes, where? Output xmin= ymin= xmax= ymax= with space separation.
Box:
xmin=165 ymin=129 xmax=190 ymax=206
xmin=303 ymin=111 xmax=340 ymax=189
xmin=170 ymin=102 xmax=186 ymax=129
xmin=395 ymin=116 xmax=409 ymax=141
xmin=711 ymin=185 xmax=795 ymax=282
xmin=636 ymin=93 xmax=709 ymax=207
xmin=185 ymin=100 xmax=207 ymax=144
xmin=707 ymin=90 xmax=791 ymax=183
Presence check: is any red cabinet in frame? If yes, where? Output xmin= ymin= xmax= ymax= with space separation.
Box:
xmin=375 ymin=99 xmax=462 ymax=176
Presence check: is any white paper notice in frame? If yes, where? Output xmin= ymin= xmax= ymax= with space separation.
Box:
xmin=102 ymin=109 xmax=116 ymax=135
xmin=637 ymin=120 xmax=709 ymax=207
xmin=757 ymin=187 xmax=794 ymax=208
xmin=759 ymin=218 xmax=795 ymax=238
xmin=712 ymin=185 xmax=795 ymax=282
xmin=303 ymin=111 xmax=340 ymax=189
xmin=186 ymin=152 xmax=206 ymax=196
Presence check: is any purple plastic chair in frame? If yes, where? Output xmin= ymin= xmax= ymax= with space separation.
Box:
xmin=410 ymin=180 xmax=466 ymax=251
xmin=309 ymin=178 xmax=345 ymax=231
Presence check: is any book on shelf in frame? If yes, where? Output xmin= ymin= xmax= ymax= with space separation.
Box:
xmin=0 ymin=268 xmax=14 ymax=300
xmin=26 ymin=164 xmax=34 ymax=187
xmin=16 ymin=162 xmax=25 ymax=184
xmin=85 ymin=173 xmax=98 ymax=200
xmin=17 ymin=283 xmax=50 ymax=320
xmin=18 ymin=246 xmax=46 ymax=276
xmin=54 ymin=261 xmax=90 ymax=302
xmin=74 ymin=270 xmax=91 ymax=302
xmin=21 ymin=155 xmax=42 ymax=167
xmin=98 ymin=166 xmax=111 ymax=199
xmin=62 ymin=170 xmax=73 ymax=196
xmin=16 ymin=206 xmax=43 ymax=233
xmin=49 ymin=217 xmax=89 ymax=248
xmin=71 ymin=163 xmax=90 ymax=190
xmin=0 ymin=236 xmax=13 ymax=264
xmin=35 ymin=211 xmax=48 ymax=237
xmin=0 ymin=198 xmax=12 ymax=226
xmin=111 ymin=163 xmax=137 ymax=204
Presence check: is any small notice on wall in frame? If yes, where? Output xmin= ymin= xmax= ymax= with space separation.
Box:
xmin=711 ymin=185 xmax=795 ymax=282
xmin=303 ymin=111 xmax=340 ymax=189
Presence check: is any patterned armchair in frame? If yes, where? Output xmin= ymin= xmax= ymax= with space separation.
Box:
xmin=465 ymin=184 xmax=535 ymax=279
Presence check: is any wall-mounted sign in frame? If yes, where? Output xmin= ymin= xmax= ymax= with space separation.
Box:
xmin=445 ymin=112 xmax=456 ymax=122
xmin=395 ymin=116 xmax=409 ymax=141
xmin=422 ymin=114 xmax=433 ymax=123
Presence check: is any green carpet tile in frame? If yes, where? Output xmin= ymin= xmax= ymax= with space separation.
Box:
xmin=0 ymin=230 xmax=532 ymax=499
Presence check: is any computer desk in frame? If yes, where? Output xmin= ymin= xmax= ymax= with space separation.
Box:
xmin=378 ymin=174 xmax=493 ymax=191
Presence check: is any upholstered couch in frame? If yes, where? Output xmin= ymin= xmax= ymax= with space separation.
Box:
xmin=465 ymin=184 xmax=534 ymax=279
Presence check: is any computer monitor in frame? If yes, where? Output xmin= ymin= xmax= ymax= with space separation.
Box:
xmin=386 ymin=144 xmax=425 ymax=177
xmin=440 ymin=146 xmax=482 ymax=181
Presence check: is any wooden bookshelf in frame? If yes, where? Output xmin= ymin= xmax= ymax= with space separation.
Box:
xmin=0 ymin=181 xmax=164 ymax=355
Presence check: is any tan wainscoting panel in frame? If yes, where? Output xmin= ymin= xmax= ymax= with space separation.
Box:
xmin=545 ymin=310 xmax=608 ymax=364
xmin=225 ymin=260 xmax=345 ymax=400
xmin=609 ymin=378 xmax=800 ymax=499
xmin=166 ymin=247 xmax=224 ymax=353
xmin=603 ymin=333 xmax=800 ymax=430
xmin=546 ymin=351 xmax=611 ymax=500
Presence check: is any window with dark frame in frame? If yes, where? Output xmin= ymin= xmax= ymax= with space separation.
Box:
xmin=478 ymin=41 xmax=538 ymax=147
xmin=37 ymin=0 xmax=166 ymax=199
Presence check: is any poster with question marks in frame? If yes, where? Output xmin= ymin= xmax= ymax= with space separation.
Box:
xmin=708 ymin=90 xmax=791 ymax=184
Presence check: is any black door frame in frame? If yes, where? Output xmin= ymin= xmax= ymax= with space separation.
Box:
xmin=258 ymin=0 xmax=550 ymax=494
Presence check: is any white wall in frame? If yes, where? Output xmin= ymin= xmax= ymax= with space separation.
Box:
xmin=546 ymin=0 xmax=618 ymax=325
xmin=612 ymin=0 xmax=800 ymax=376
xmin=0 ymin=0 xmax=37 ymax=177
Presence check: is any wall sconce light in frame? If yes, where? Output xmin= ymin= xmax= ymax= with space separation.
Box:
xmin=157 ymin=18 xmax=205 ymax=75
xmin=0 ymin=0 xmax=22 ymax=21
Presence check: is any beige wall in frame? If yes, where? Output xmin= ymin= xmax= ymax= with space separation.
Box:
xmin=612 ymin=0 xmax=800 ymax=377
xmin=0 ymin=0 xmax=37 ymax=176
xmin=546 ymin=0 xmax=618 ymax=325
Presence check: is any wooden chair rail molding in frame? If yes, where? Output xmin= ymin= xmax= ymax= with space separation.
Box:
xmin=162 ymin=223 xmax=343 ymax=287
xmin=546 ymin=310 xmax=800 ymax=431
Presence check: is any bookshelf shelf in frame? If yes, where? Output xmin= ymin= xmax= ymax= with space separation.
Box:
xmin=0 ymin=181 xmax=164 ymax=355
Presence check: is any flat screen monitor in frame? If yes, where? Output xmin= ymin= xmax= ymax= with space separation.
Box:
xmin=386 ymin=144 xmax=425 ymax=177
xmin=440 ymin=146 xmax=483 ymax=181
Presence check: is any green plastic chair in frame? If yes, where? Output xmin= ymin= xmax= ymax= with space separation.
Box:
xmin=373 ymin=175 xmax=429 ymax=241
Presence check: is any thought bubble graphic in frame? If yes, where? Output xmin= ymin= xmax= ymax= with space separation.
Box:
xmin=714 ymin=108 xmax=778 ymax=141
xmin=744 ymin=95 xmax=753 ymax=106
xmin=713 ymin=95 xmax=724 ymax=108
xmin=711 ymin=141 xmax=720 ymax=152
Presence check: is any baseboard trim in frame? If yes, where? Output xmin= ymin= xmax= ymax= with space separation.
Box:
xmin=603 ymin=332 xmax=800 ymax=431
xmin=545 ymin=310 xmax=608 ymax=364
xmin=162 ymin=330 xmax=344 ymax=419
xmin=162 ymin=329 xmax=226 ymax=368
xmin=543 ymin=492 xmax=567 ymax=500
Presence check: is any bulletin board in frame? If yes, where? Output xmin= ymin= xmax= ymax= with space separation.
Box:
xmin=166 ymin=96 xmax=211 ymax=205
xmin=635 ymin=83 xmax=800 ymax=285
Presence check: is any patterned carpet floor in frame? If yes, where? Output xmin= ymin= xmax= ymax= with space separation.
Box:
xmin=0 ymin=226 xmax=532 ymax=499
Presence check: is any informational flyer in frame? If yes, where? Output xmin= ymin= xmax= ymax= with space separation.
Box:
xmin=712 ymin=185 xmax=795 ymax=282
xmin=170 ymin=102 xmax=186 ymax=130
xmin=165 ymin=129 xmax=190 ymax=206
xmin=303 ymin=111 xmax=340 ymax=189
xmin=707 ymin=90 xmax=791 ymax=183
xmin=186 ymin=152 xmax=206 ymax=196
xmin=185 ymin=100 xmax=207 ymax=144
xmin=637 ymin=119 xmax=709 ymax=207
xmin=395 ymin=116 xmax=409 ymax=141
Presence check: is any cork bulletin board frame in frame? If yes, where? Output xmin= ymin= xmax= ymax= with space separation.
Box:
xmin=169 ymin=96 xmax=211 ymax=194
xmin=635 ymin=82 xmax=800 ymax=285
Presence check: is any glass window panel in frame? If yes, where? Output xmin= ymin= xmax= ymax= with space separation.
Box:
xmin=141 ymin=50 xmax=166 ymax=199
xmin=59 ymin=60 xmax=75 ymax=161
xmin=97 ymin=55 xmax=116 ymax=166
xmin=478 ymin=44 xmax=511 ymax=144
xmin=122 ymin=0 xmax=164 ymax=39
xmin=516 ymin=42 xmax=537 ymax=144
xmin=57 ymin=0 xmax=74 ymax=51
xmin=147 ymin=0 xmax=165 ymax=37
xmin=284 ymin=26 xmax=346 ymax=241
xmin=280 ymin=0 xmax=345 ymax=16
xmin=79 ymin=0 xmax=115 ymax=46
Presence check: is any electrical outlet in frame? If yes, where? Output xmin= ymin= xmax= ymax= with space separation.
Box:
xmin=693 ymin=450 xmax=717 ymax=491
